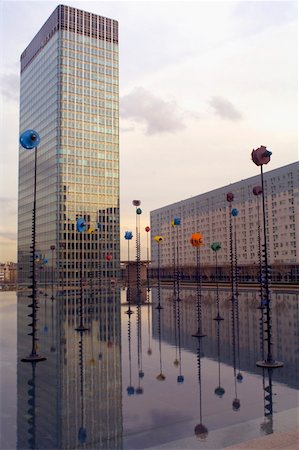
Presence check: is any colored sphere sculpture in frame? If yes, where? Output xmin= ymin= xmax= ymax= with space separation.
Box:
xmin=171 ymin=218 xmax=181 ymax=226
xmin=145 ymin=226 xmax=150 ymax=232
xmin=253 ymin=185 xmax=263 ymax=196
xmin=132 ymin=200 xmax=141 ymax=206
xmin=154 ymin=235 xmax=164 ymax=243
xmin=124 ymin=231 xmax=133 ymax=240
xmin=231 ymin=208 xmax=239 ymax=217
xmin=211 ymin=242 xmax=221 ymax=252
xmin=19 ymin=129 xmax=41 ymax=149
xmin=190 ymin=232 xmax=204 ymax=247
xmin=136 ymin=207 xmax=142 ymax=215
xmin=226 ymin=192 xmax=234 ymax=202
xmin=251 ymin=145 xmax=272 ymax=166
xmin=76 ymin=218 xmax=86 ymax=232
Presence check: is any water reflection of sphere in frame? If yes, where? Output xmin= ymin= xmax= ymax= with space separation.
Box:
xmin=78 ymin=427 xmax=87 ymax=444
xmin=127 ymin=386 xmax=135 ymax=395
xmin=139 ymin=370 xmax=144 ymax=379
xmin=173 ymin=359 xmax=179 ymax=367
xmin=147 ymin=348 xmax=152 ymax=355
xmin=136 ymin=387 xmax=144 ymax=395
xmin=177 ymin=375 xmax=184 ymax=383
xmin=232 ymin=398 xmax=241 ymax=411
xmin=156 ymin=373 xmax=166 ymax=381
xmin=237 ymin=372 xmax=243 ymax=382
xmin=194 ymin=423 xmax=208 ymax=440
xmin=214 ymin=386 xmax=225 ymax=397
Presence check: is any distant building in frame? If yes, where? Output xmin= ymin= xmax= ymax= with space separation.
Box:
xmin=150 ymin=162 xmax=299 ymax=273
xmin=0 ymin=262 xmax=17 ymax=284
xmin=18 ymin=4 xmax=120 ymax=286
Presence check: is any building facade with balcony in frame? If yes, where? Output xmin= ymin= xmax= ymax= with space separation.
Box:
xmin=150 ymin=162 xmax=299 ymax=280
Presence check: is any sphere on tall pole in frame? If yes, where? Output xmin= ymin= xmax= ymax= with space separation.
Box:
xmin=251 ymin=146 xmax=283 ymax=368
xmin=20 ymin=130 xmax=46 ymax=363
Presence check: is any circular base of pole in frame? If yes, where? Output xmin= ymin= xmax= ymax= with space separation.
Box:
xmin=213 ymin=315 xmax=224 ymax=321
xmin=21 ymin=354 xmax=47 ymax=363
xmin=192 ymin=332 xmax=206 ymax=338
xmin=75 ymin=325 xmax=89 ymax=332
xmin=125 ymin=309 xmax=134 ymax=315
xmin=256 ymin=360 xmax=284 ymax=368
xmin=156 ymin=304 xmax=163 ymax=310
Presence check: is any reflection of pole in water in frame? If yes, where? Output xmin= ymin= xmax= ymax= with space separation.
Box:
xmin=176 ymin=295 xmax=184 ymax=383
xmin=231 ymin=297 xmax=240 ymax=412
xmin=154 ymin=236 xmax=164 ymax=311
xmin=214 ymin=318 xmax=225 ymax=398
xmin=126 ymin=306 xmax=135 ymax=396
xmin=43 ymin=296 xmax=48 ymax=334
xmin=26 ymin=362 xmax=37 ymax=449
xmin=50 ymin=245 xmax=55 ymax=300
xmin=77 ymin=330 xmax=87 ymax=444
xmin=194 ymin=336 xmax=208 ymax=440
xmin=156 ymin=301 xmax=166 ymax=381
xmin=260 ymin=368 xmax=274 ymax=435
xmin=173 ymin=292 xmax=179 ymax=368
xmin=146 ymin=286 xmax=152 ymax=356
xmin=136 ymin=301 xmax=144 ymax=394
xmin=50 ymin=298 xmax=56 ymax=353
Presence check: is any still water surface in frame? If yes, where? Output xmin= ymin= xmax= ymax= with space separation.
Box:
xmin=0 ymin=286 xmax=298 ymax=449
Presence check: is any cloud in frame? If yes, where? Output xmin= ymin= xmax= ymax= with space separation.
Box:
xmin=120 ymin=86 xmax=187 ymax=135
xmin=209 ymin=96 xmax=243 ymax=121
xmin=0 ymin=73 xmax=19 ymax=102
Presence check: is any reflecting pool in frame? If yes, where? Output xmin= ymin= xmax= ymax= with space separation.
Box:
xmin=0 ymin=286 xmax=298 ymax=449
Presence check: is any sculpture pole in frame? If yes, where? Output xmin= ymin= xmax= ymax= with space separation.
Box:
xmin=125 ymin=231 xmax=134 ymax=315
xmin=251 ymin=146 xmax=283 ymax=368
xmin=20 ymin=130 xmax=46 ymax=362
xmin=190 ymin=233 xmax=206 ymax=337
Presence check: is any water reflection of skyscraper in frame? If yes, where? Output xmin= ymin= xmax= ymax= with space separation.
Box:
xmin=17 ymin=287 xmax=123 ymax=449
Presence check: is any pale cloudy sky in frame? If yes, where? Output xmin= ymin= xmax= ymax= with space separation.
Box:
xmin=0 ymin=0 xmax=297 ymax=261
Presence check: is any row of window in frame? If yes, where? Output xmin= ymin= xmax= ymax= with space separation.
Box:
xmin=61 ymin=39 xmax=118 ymax=60
xmin=61 ymin=49 xmax=118 ymax=68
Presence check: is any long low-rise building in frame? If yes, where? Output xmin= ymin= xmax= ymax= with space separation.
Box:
xmin=150 ymin=162 xmax=299 ymax=274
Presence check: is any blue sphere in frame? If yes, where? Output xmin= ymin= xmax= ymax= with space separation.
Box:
xmin=20 ymin=130 xmax=41 ymax=149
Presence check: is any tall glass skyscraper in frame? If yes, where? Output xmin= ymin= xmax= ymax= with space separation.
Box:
xmin=18 ymin=5 xmax=119 ymax=285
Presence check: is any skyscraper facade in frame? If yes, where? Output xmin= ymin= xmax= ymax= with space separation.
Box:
xmin=18 ymin=5 xmax=119 ymax=285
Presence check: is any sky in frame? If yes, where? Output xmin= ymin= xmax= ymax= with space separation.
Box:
xmin=0 ymin=0 xmax=298 ymax=261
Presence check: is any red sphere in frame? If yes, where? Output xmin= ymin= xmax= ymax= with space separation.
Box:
xmin=145 ymin=226 xmax=151 ymax=232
